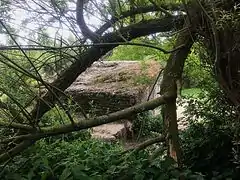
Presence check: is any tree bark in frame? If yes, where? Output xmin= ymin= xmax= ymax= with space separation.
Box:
xmin=160 ymin=27 xmax=194 ymax=167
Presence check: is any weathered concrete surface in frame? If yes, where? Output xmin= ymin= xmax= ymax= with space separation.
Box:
xmin=65 ymin=60 xmax=162 ymax=116
xmin=64 ymin=60 xmax=188 ymax=141
xmin=90 ymin=100 xmax=188 ymax=141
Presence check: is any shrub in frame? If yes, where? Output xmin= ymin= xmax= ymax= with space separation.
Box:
xmin=132 ymin=112 xmax=163 ymax=139
xmin=0 ymin=137 xmax=203 ymax=180
xmin=40 ymin=105 xmax=91 ymax=143
xmin=179 ymin=86 xmax=240 ymax=179
xmin=1 ymin=139 xmax=124 ymax=179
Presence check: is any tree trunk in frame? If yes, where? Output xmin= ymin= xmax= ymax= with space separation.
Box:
xmin=160 ymin=27 xmax=194 ymax=167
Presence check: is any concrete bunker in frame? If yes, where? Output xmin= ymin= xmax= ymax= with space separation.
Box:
xmin=66 ymin=60 xmax=162 ymax=117
xmin=65 ymin=60 xmax=162 ymax=140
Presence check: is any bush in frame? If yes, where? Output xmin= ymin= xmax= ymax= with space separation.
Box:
xmin=183 ymin=43 xmax=213 ymax=88
xmin=179 ymin=86 xmax=240 ymax=179
xmin=40 ymin=105 xmax=91 ymax=142
xmin=132 ymin=112 xmax=164 ymax=139
xmin=181 ymin=122 xmax=236 ymax=178
xmin=1 ymin=139 xmax=123 ymax=179
xmin=1 ymin=135 xmax=204 ymax=180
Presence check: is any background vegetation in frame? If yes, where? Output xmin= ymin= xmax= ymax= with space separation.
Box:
xmin=0 ymin=0 xmax=240 ymax=179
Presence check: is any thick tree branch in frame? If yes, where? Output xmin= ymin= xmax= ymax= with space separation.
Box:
xmin=160 ymin=24 xmax=195 ymax=167
xmin=96 ymin=5 xmax=178 ymax=35
xmin=30 ymin=15 xmax=185 ymax=123
xmin=0 ymin=94 xmax=173 ymax=163
xmin=2 ymin=94 xmax=172 ymax=144
xmin=76 ymin=0 xmax=99 ymax=41
xmin=0 ymin=121 xmax=34 ymax=132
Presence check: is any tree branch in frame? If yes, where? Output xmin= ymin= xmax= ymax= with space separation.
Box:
xmin=1 ymin=94 xmax=173 ymax=144
xmin=0 ymin=94 xmax=173 ymax=164
xmin=77 ymin=3 xmax=182 ymax=43
xmin=0 ymin=140 xmax=33 ymax=164
xmin=30 ymin=15 xmax=185 ymax=123
xmin=0 ymin=121 xmax=34 ymax=132
xmin=96 ymin=5 xmax=176 ymax=35
xmin=160 ymin=22 xmax=195 ymax=167
xmin=0 ymin=43 xmax=185 ymax=54
xmin=31 ymin=16 xmax=184 ymax=124
xmin=123 ymin=135 xmax=166 ymax=153
xmin=76 ymin=0 xmax=99 ymax=41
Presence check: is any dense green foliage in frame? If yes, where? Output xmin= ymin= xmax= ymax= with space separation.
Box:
xmin=133 ymin=113 xmax=164 ymax=138
xmin=108 ymin=38 xmax=171 ymax=62
xmin=180 ymin=83 xmax=240 ymax=178
xmin=0 ymin=138 xmax=204 ymax=180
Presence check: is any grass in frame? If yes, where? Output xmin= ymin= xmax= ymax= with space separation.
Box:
xmin=181 ymin=88 xmax=202 ymax=98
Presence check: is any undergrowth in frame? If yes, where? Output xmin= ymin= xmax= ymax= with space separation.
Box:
xmin=1 ymin=81 xmax=240 ymax=179
xmin=0 ymin=138 xmax=202 ymax=180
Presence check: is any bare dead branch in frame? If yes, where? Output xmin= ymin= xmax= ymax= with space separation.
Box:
xmin=0 ymin=43 xmax=185 ymax=54
xmin=147 ymin=69 xmax=165 ymax=101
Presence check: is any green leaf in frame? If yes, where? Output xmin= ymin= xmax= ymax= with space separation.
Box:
xmin=156 ymin=173 xmax=169 ymax=180
xmin=134 ymin=173 xmax=145 ymax=180
xmin=71 ymin=166 xmax=92 ymax=180
xmin=59 ymin=168 xmax=72 ymax=180
xmin=27 ymin=168 xmax=35 ymax=180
